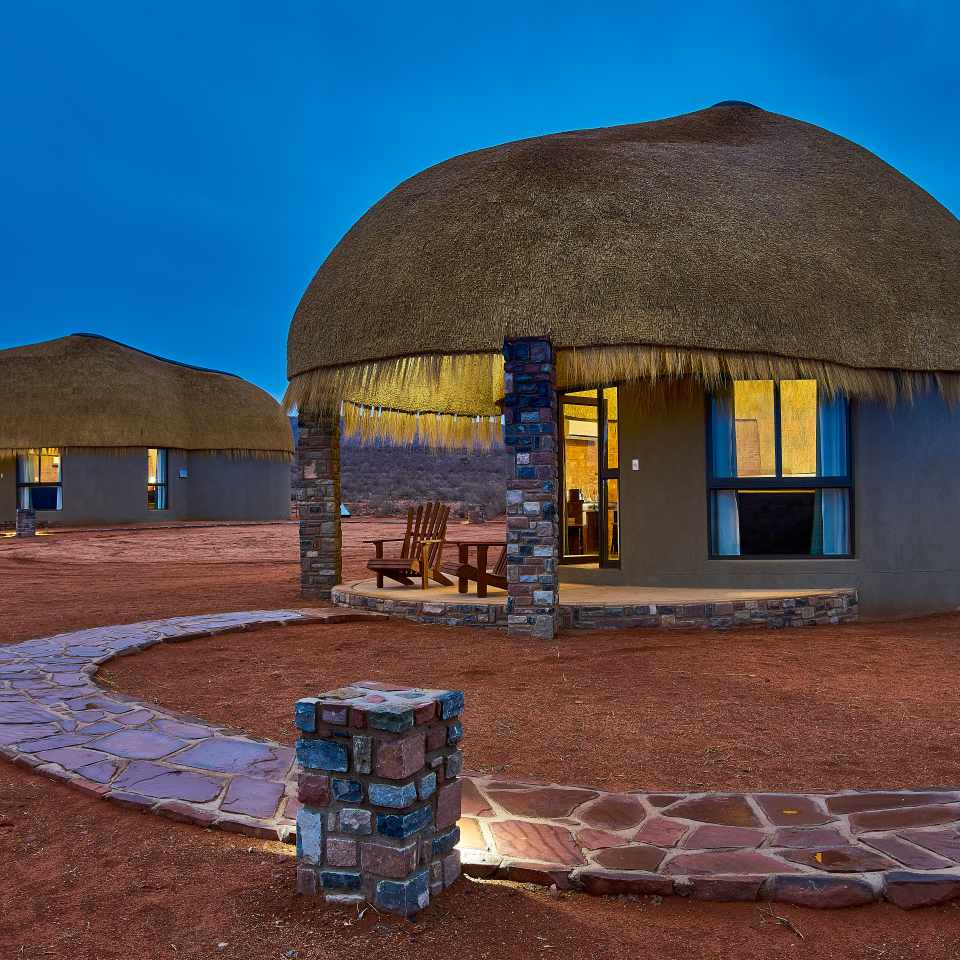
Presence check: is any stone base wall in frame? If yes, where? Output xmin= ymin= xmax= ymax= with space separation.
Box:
xmin=332 ymin=584 xmax=859 ymax=631
xmin=562 ymin=590 xmax=859 ymax=630
xmin=294 ymin=681 xmax=465 ymax=916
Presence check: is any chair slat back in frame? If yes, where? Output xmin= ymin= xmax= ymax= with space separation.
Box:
xmin=492 ymin=546 xmax=508 ymax=577
xmin=408 ymin=502 xmax=448 ymax=569
xmin=401 ymin=505 xmax=420 ymax=559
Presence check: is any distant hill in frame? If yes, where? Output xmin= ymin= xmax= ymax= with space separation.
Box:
xmin=289 ymin=418 xmax=508 ymax=517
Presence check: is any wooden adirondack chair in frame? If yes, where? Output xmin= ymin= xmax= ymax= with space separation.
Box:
xmin=365 ymin=502 xmax=453 ymax=589
xmin=450 ymin=541 xmax=508 ymax=598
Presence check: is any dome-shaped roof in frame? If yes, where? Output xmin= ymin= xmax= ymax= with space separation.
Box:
xmin=0 ymin=334 xmax=293 ymax=457
xmin=287 ymin=103 xmax=960 ymax=431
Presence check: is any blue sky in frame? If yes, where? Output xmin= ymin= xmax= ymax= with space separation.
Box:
xmin=1 ymin=1 xmax=957 ymax=400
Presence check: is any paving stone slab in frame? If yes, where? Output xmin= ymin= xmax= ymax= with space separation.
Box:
xmin=5 ymin=609 xmax=960 ymax=912
xmin=662 ymin=795 xmax=760 ymax=827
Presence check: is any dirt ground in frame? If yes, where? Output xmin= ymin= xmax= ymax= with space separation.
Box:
xmin=2 ymin=520 xmax=960 ymax=959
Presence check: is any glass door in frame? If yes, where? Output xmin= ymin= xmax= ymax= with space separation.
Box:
xmin=560 ymin=388 xmax=620 ymax=567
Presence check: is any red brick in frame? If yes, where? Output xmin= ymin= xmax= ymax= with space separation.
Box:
xmin=360 ymin=839 xmax=417 ymax=879
xmin=326 ymin=838 xmax=357 ymax=867
xmin=375 ymin=730 xmax=425 ymax=779
xmin=436 ymin=780 xmax=462 ymax=829
xmin=425 ymin=724 xmax=447 ymax=751
xmin=297 ymin=773 xmax=330 ymax=806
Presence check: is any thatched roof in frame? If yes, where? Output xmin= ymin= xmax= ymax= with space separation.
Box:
xmin=0 ymin=334 xmax=293 ymax=458
xmin=287 ymin=102 xmax=960 ymax=445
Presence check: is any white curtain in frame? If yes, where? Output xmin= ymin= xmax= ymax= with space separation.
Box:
xmin=15 ymin=455 xmax=35 ymax=484
xmin=819 ymin=489 xmax=849 ymax=555
xmin=714 ymin=490 xmax=741 ymax=556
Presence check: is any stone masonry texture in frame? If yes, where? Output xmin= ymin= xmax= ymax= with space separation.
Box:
xmin=15 ymin=507 xmax=37 ymax=537
xmin=296 ymin=411 xmax=341 ymax=600
xmin=294 ymin=681 xmax=465 ymax=915
xmin=502 ymin=337 xmax=560 ymax=639
xmin=332 ymin=583 xmax=858 ymax=631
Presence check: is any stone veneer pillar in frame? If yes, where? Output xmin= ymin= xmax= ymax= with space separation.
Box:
xmin=15 ymin=508 xmax=36 ymax=537
xmin=296 ymin=411 xmax=341 ymax=599
xmin=294 ymin=682 xmax=464 ymax=916
xmin=502 ymin=337 xmax=561 ymax=639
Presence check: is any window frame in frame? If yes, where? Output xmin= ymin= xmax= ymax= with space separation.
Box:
xmin=15 ymin=450 xmax=63 ymax=512
xmin=558 ymin=387 xmax=621 ymax=569
xmin=705 ymin=383 xmax=855 ymax=560
xmin=147 ymin=447 xmax=169 ymax=511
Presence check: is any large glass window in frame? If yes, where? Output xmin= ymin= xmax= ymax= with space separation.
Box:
xmin=560 ymin=387 xmax=620 ymax=567
xmin=16 ymin=449 xmax=62 ymax=511
xmin=147 ymin=448 xmax=168 ymax=510
xmin=708 ymin=381 xmax=851 ymax=557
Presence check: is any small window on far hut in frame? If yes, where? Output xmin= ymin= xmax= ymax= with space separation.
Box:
xmin=708 ymin=381 xmax=851 ymax=557
xmin=16 ymin=449 xmax=62 ymax=510
xmin=147 ymin=448 xmax=168 ymax=510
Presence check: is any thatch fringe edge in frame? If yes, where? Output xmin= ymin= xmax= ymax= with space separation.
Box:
xmin=558 ymin=345 xmax=960 ymax=407
xmin=285 ymin=352 xmax=504 ymax=418
xmin=341 ymin=403 xmax=503 ymax=450
xmin=0 ymin=446 xmax=292 ymax=462
xmin=286 ymin=344 xmax=960 ymax=448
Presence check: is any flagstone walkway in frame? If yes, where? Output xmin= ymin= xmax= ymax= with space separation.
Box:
xmin=3 ymin=610 xmax=960 ymax=910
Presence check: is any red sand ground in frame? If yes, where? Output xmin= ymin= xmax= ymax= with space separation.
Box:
xmin=2 ymin=521 xmax=960 ymax=959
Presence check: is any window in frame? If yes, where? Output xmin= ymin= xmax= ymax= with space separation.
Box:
xmin=560 ymin=387 xmax=620 ymax=567
xmin=147 ymin=448 xmax=168 ymax=510
xmin=708 ymin=380 xmax=851 ymax=557
xmin=16 ymin=449 xmax=62 ymax=511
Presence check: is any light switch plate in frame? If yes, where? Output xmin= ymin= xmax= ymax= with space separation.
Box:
xmin=631 ymin=458 xmax=639 ymax=471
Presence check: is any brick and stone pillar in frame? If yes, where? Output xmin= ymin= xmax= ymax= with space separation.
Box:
xmin=15 ymin=508 xmax=36 ymax=537
xmin=502 ymin=337 xmax=560 ymax=639
xmin=296 ymin=411 xmax=341 ymax=599
xmin=294 ymin=682 xmax=464 ymax=916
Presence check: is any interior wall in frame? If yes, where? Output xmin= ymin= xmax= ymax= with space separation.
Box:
xmin=559 ymin=383 xmax=960 ymax=620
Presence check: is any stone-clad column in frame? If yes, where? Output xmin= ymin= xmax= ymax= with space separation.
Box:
xmin=15 ymin=508 xmax=36 ymax=538
xmin=294 ymin=681 xmax=464 ymax=916
xmin=296 ymin=411 xmax=341 ymax=600
xmin=502 ymin=337 xmax=560 ymax=639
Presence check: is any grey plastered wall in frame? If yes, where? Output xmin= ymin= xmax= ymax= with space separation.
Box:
xmin=182 ymin=452 xmax=290 ymax=521
xmin=0 ymin=456 xmax=16 ymax=523
xmin=2 ymin=448 xmax=290 ymax=524
xmin=33 ymin=449 xmax=189 ymax=525
xmin=558 ymin=384 xmax=960 ymax=620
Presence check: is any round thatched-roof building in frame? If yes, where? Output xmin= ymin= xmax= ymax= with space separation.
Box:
xmin=289 ymin=103 xmax=960 ymax=625
xmin=289 ymin=101 xmax=960 ymax=444
xmin=2 ymin=334 xmax=293 ymax=525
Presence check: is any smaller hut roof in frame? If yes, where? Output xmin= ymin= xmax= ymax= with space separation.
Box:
xmin=0 ymin=334 xmax=293 ymax=458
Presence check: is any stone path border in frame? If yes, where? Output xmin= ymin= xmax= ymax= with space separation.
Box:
xmin=2 ymin=610 xmax=959 ymax=910
xmin=333 ymin=582 xmax=859 ymax=632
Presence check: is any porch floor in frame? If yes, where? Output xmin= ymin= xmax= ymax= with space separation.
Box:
xmin=341 ymin=578 xmax=847 ymax=606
